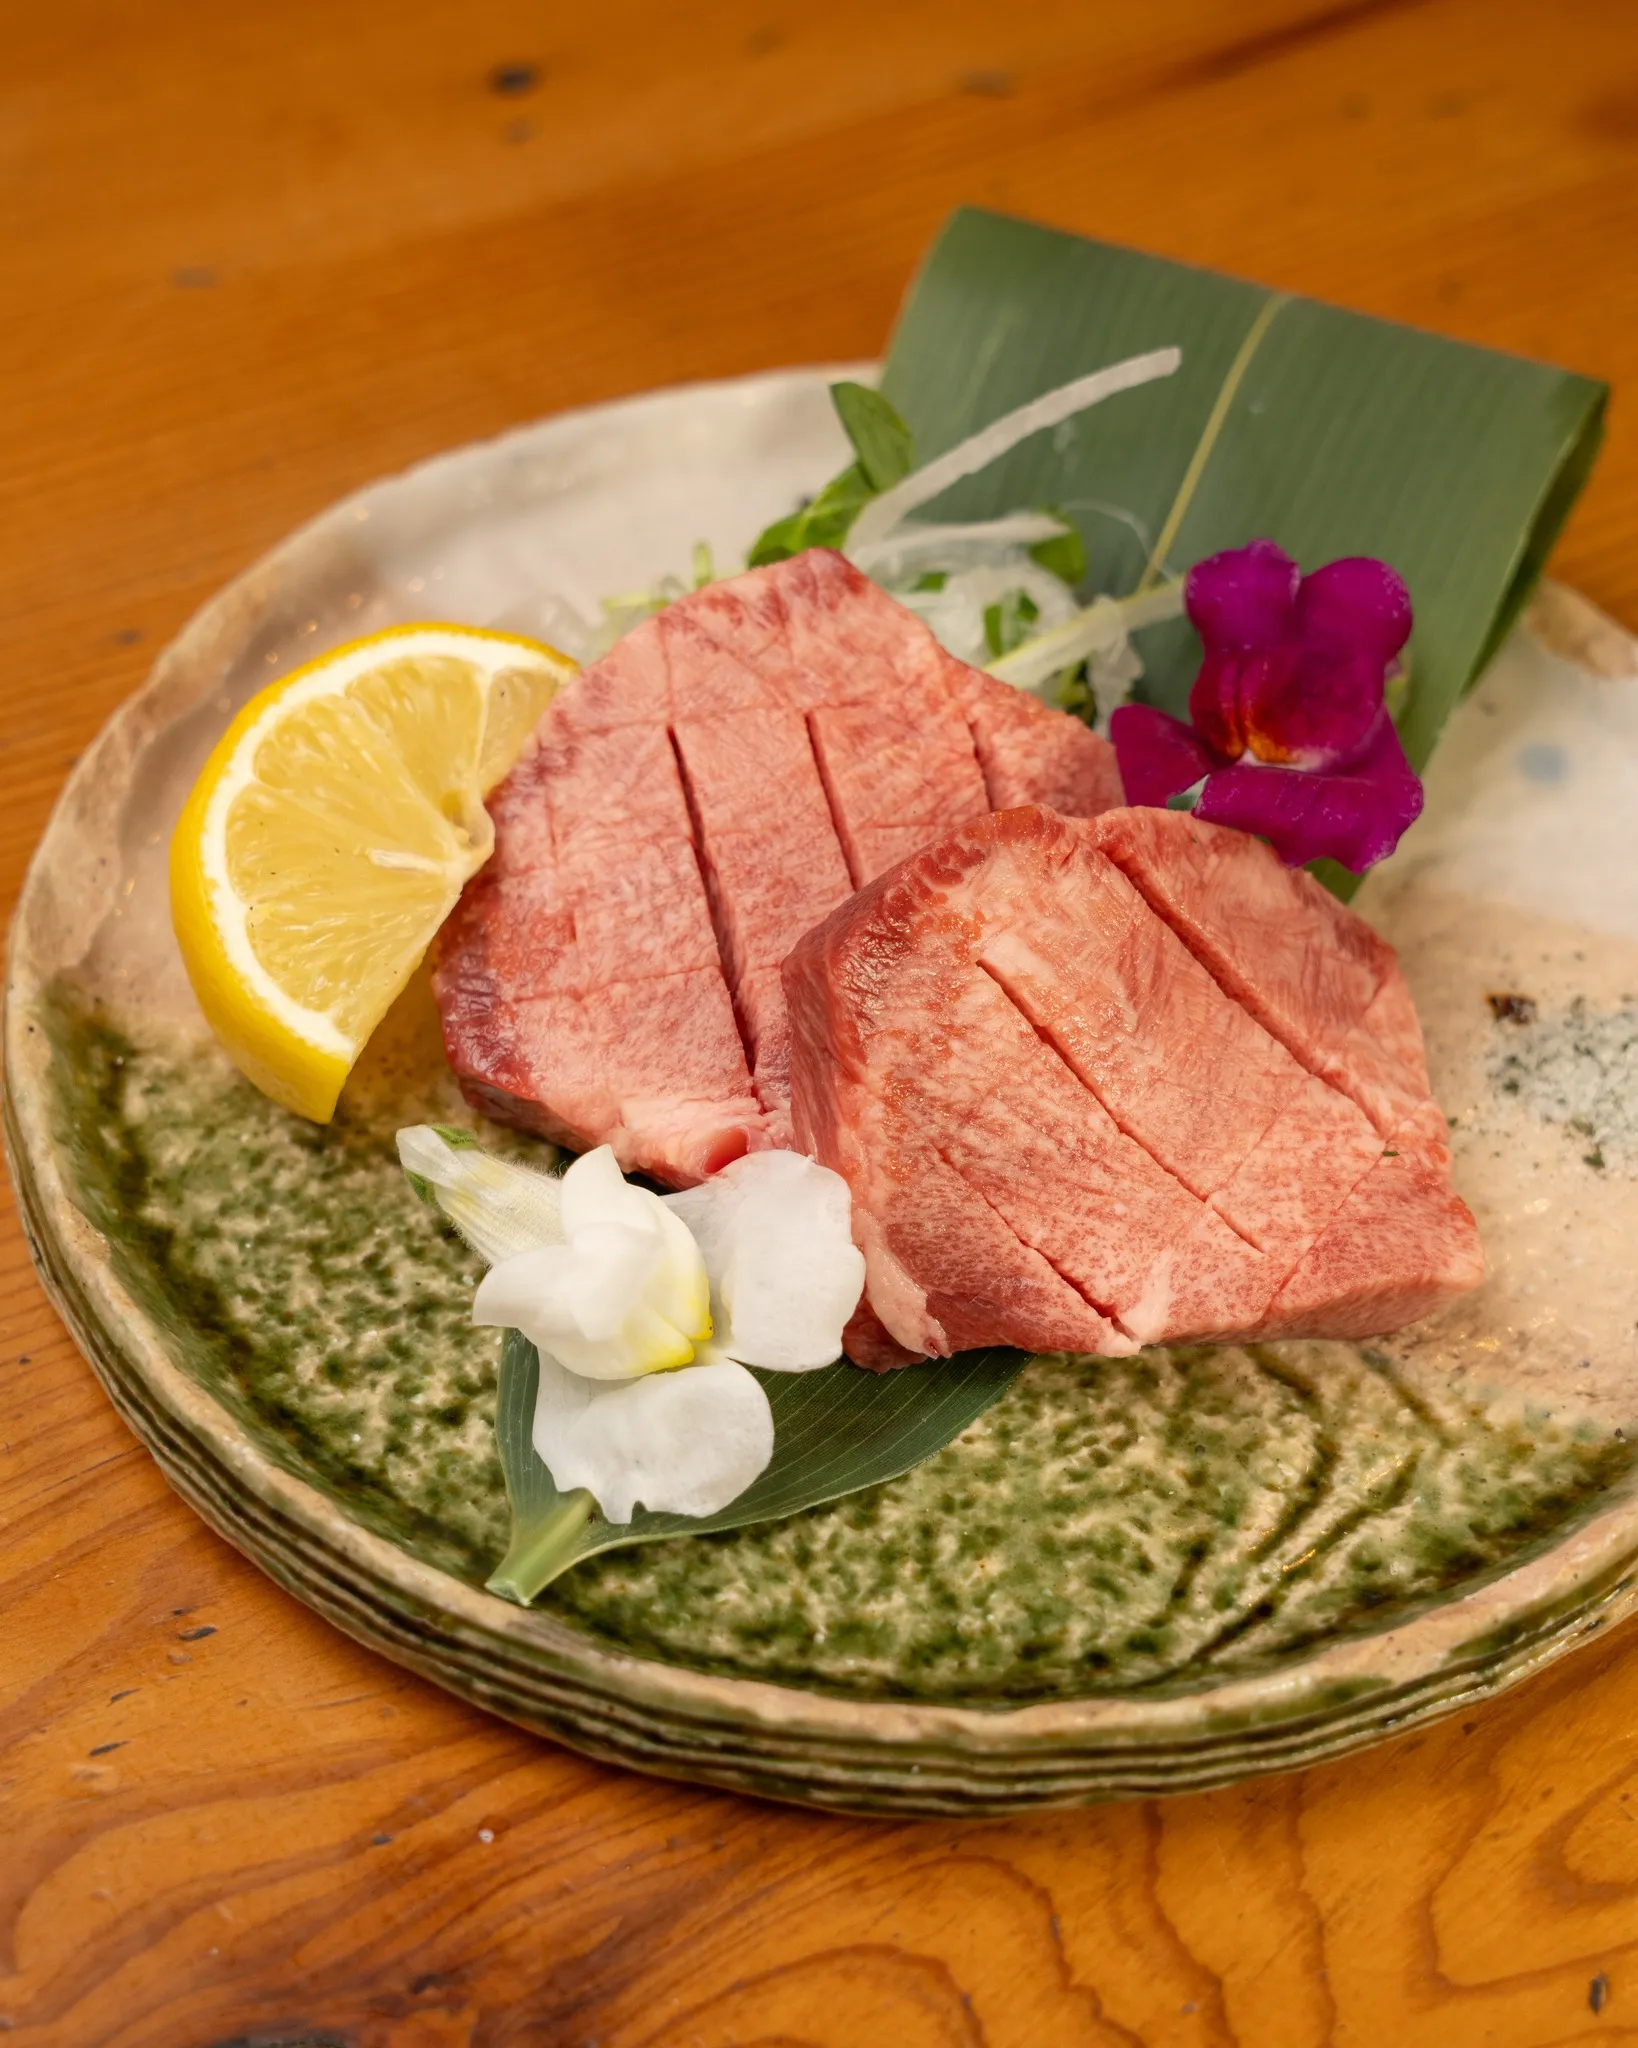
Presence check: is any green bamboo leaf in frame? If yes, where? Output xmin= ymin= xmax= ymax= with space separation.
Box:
xmin=879 ymin=208 xmax=1606 ymax=781
xmin=486 ymin=1329 xmax=1028 ymax=1602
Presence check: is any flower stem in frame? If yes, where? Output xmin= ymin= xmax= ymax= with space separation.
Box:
xmin=1134 ymin=290 xmax=1290 ymax=593
xmin=485 ymin=1489 xmax=598 ymax=1605
xmin=986 ymin=579 xmax=1185 ymax=692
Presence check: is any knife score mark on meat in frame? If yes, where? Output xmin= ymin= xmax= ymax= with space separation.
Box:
xmin=432 ymin=549 xmax=1123 ymax=1186
xmin=784 ymin=806 xmax=1482 ymax=1369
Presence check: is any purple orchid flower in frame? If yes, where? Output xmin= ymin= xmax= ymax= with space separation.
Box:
xmin=1109 ymin=540 xmax=1423 ymax=872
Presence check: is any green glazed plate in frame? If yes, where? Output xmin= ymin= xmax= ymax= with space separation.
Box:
xmin=9 ymin=370 xmax=1638 ymax=1814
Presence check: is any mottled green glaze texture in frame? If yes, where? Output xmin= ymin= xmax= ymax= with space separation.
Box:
xmin=53 ymin=997 xmax=1634 ymax=1704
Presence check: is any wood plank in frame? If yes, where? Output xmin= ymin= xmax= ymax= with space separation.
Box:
xmin=5 ymin=0 xmax=1638 ymax=2040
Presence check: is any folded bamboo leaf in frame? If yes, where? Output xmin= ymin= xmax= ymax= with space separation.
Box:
xmin=486 ymin=1329 xmax=1028 ymax=1602
xmin=878 ymin=209 xmax=1607 ymax=779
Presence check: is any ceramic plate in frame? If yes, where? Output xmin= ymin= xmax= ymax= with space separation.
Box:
xmin=10 ymin=369 xmax=1638 ymax=1816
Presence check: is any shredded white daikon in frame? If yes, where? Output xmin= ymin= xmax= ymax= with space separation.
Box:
xmin=844 ymin=348 xmax=1181 ymax=554
xmin=488 ymin=354 xmax=1187 ymax=723
xmin=841 ymin=349 xmax=1184 ymax=717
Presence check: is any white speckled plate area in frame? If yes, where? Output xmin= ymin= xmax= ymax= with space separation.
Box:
xmin=8 ymin=368 xmax=1638 ymax=1815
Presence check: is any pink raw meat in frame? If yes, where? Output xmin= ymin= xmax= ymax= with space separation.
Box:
xmin=432 ymin=729 xmax=762 ymax=1185
xmin=784 ymin=805 xmax=1482 ymax=1366
xmin=434 ymin=550 xmax=1124 ymax=1181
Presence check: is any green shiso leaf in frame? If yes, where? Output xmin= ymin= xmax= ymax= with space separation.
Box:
xmin=747 ymin=383 xmax=916 ymax=564
xmin=878 ymin=207 xmax=1606 ymax=788
xmin=829 ymin=379 xmax=915 ymax=492
xmin=1028 ymin=517 xmax=1087 ymax=586
xmin=486 ymin=1328 xmax=1028 ymax=1602
xmin=983 ymin=586 xmax=1040 ymax=659
xmin=747 ymin=461 xmax=876 ymax=565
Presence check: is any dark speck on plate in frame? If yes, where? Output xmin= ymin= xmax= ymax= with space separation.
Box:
xmin=489 ymin=62 xmax=538 ymax=95
xmin=1487 ymin=992 xmax=1537 ymax=1024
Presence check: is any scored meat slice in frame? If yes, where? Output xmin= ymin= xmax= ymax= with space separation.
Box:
xmin=669 ymin=709 xmax=855 ymax=1072
xmin=434 ymin=550 xmax=1125 ymax=1182
xmin=432 ymin=725 xmax=765 ymax=1184
xmin=945 ymin=662 xmax=1122 ymax=817
xmin=806 ymin=701 xmax=990 ymax=885
xmin=1091 ymin=807 xmax=1438 ymax=1148
xmin=784 ymin=805 xmax=1482 ymax=1366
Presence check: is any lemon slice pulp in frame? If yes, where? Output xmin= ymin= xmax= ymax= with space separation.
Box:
xmin=171 ymin=623 xmax=575 ymax=1122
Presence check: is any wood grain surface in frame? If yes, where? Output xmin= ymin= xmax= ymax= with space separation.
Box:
xmin=6 ymin=1 xmax=1638 ymax=2041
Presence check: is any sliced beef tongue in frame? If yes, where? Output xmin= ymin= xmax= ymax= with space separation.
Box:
xmin=668 ymin=707 xmax=855 ymax=1134
xmin=430 ymin=721 xmax=768 ymax=1185
xmin=1092 ymin=806 xmax=1441 ymax=1152
xmin=434 ymin=549 xmax=1124 ymax=1184
xmin=785 ymin=804 xmax=1482 ymax=1364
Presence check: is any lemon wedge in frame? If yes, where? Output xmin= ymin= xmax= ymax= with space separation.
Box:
xmin=171 ymin=623 xmax=575 ymax=1122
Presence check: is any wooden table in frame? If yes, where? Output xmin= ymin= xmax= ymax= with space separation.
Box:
xmin=6 ymin=2 xmax=1638 ymax=2041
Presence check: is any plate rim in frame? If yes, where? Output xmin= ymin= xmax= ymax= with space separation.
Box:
xmin=10 ymin=364 xmax=1638 ymax=1812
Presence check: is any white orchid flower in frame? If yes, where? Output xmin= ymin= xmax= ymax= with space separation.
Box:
xmin=667 ymin=1148 xmax=864 ymax=1372
xmin=473 ymin=1146 xmax=712 ymax=1381
xmin=529 ymin=1354 xmax=774 ymax=1524
xmin=396 ymin=1129 xmax=865 ymax=1524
